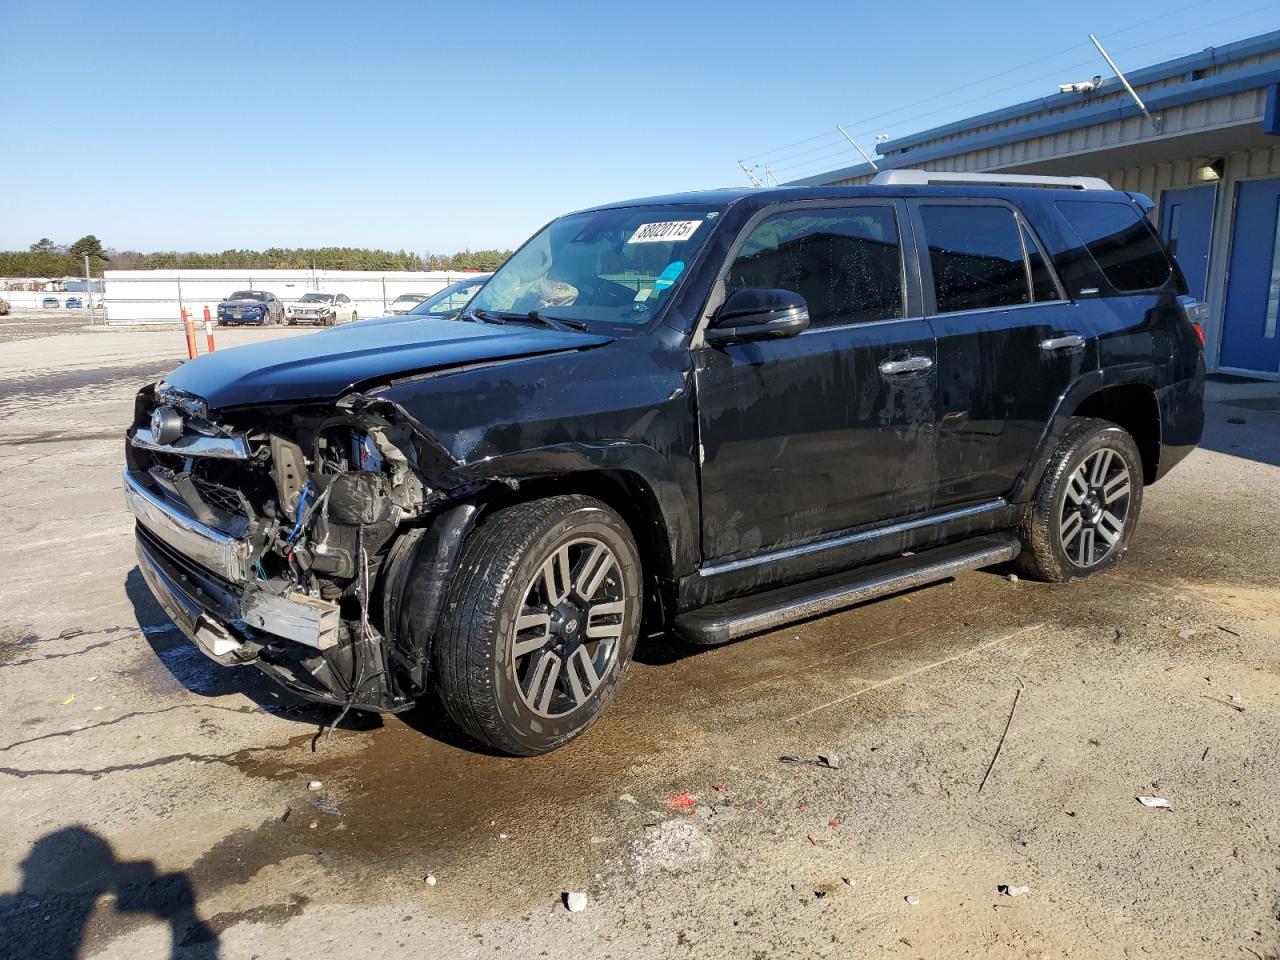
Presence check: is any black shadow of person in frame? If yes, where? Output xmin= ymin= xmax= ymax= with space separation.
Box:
xmin=0 ymin=826 xmax=218 ymax=959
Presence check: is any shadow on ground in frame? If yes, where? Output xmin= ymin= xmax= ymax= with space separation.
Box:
xmin=0 ymin=826 xmax=218 ymax=959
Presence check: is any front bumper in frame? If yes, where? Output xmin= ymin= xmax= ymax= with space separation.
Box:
xmin=125 ymin=469 xmax=362 ymax=706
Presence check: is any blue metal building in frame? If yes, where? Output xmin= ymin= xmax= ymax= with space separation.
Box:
xmin=793 ymin=30 xmax=1280 ymax=379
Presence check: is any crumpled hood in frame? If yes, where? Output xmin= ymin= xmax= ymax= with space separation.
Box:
xmin=162 ymin=316 xmax=613 ymax=410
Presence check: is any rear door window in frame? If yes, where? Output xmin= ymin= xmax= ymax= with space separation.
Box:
xmin=725 ymin=205 xmax=905 ymax=328
xmin=1055 ymin=200 xmax=1172 ymax=291
xmin=920 ymin=205 xmax=1031 ymax=312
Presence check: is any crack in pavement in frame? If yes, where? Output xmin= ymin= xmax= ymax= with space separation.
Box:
xmin=0 ymin=703 xmax=261 ymax=753
xmin=0 ymin=733 xmax=317 ymax=779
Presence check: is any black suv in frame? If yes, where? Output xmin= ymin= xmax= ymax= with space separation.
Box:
xmin=125 ymin=170 xmax=1204 ymax=755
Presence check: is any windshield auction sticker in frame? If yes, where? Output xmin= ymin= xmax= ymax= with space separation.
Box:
xmin=627 ymin=221 xmax=703 ymax=244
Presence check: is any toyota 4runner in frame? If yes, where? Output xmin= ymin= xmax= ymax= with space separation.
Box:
xmin=125 ymin=170 xmax=1205 ymax=755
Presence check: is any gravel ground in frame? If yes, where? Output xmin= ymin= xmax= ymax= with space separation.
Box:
xmin=1 ymin=321 xmax=1278 ymax=960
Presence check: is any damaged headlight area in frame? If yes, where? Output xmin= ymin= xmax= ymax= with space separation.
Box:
xmin=125 ymin=382 xmax=467 ymax=713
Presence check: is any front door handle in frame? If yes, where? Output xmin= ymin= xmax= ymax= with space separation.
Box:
xmin=879 ymin=356 xmax=934 ymax=376
xmin=1040 ymin=334 xmax=1086 ymax=352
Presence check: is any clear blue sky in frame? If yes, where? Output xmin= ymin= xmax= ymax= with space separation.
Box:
xmin=2 ymin=0 xmax=1276 ymax=255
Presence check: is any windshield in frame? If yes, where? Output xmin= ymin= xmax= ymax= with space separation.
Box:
xmin=299 ymin=293 xmax=333 ymax=303
xmin=229 ymin=291 xmax=264 ymax=301
xmin=408 ymin=278 xmax=488 ymax=316
xmin=393 ymin=294 xmax=426 ymax=304
xmin=466 ymin=205 xmax=723 ymax=330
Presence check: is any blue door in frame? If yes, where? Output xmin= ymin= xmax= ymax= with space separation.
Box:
xmin=1221 ymin=178 xmax=1280 ymax=374
xmin=1159 ymin=184 xmax=1215 ymax=301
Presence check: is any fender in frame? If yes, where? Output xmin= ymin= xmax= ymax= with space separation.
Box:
xmin=451 ymin=439 xmax=698 ymax=580
xmin=1009 ymin=364 xmax=1164 ymax=504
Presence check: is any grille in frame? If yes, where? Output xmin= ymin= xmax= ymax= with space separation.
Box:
xmin=193 ymin=476 xmax=248 ymax=518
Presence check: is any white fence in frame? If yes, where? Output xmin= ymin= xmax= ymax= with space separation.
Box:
xmin=98 ymin=269 xmax=488 ymax=324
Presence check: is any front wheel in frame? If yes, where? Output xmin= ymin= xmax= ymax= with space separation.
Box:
xmin=1016 ymin=417 xmax=1143 ymax=582
xmin=432 ymin=495 xmax=642 ymax=755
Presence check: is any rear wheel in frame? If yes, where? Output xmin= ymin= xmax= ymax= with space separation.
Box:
xmin=1016 ymin=418 xmax=1143 ymax=582
xmin=432 ymin=495 xmax=642 ymax=755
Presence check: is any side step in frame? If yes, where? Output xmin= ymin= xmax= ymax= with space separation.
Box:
xmin=673 ymin=534 xmax=1020 ymax=646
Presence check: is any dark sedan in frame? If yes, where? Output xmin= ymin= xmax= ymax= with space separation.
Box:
xmin=216 ymin=291 xmax=285 ymax=326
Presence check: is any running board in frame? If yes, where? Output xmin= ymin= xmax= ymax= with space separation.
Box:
xmin=673 ymin=534 xmax=1020 ymax=646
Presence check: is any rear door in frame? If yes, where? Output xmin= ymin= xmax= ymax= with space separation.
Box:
xmin=694 ymin=201 xmax=937 ymax=563
xmin=911 ymin=200 xmax=1087 ymax=508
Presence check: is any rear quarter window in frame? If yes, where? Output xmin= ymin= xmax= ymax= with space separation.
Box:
xmin=1055 ymin=200 xmax=1172 ymax=292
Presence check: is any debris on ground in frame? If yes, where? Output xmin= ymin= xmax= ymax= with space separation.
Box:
xmin=665 ymin=791 xmax=697 ymax=812
xmin=308 ymin=820 xmax=318 ymax=829
xmin=978 ymin=682 xmax=1023 ymax=793
xmin=280 ymin=807 xmax=291 ymax=822
xmin=1218 ymin=625 xmax=1242 ymax=637
xmin=564 ymin=891 xmax=588 ymax=912
xmin=308 ymin=780 xmax=323 ymax=791
xmin=424 ymin=874 xmax=437 ymax=886
xmin=60 ymin=695 xmax=75 ymax=705
xmin=1007 ymin=573 xmax=1019 ymax=583
xmin=905 ymin=894 xmax=920 ymax=905
xmin=1203 ymin=694 xmax=1246 ymax=713
xmin=1137 ymin=796 xmax=1172 ymax=810
xmin=779 ymin=754 xmax=842 ymax=769
xmin=1178 ymin=628 xmax=1198 ymax=640
xmin=618 ymin=793 xmax=637 ymax=804
xmin=1230 ymin=693 xmax=1242 ymax=703
xmin=312 ymin=793 xmax=341 ymax=816
xmin=998 ymin=884 xmax=1031 ymax=897
xmin=632 ymin=819 xmax=713 ymax=874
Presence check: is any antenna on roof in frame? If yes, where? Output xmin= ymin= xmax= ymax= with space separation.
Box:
xmin=836 ymin=124 xmax=879 ymax=172
xmin=1088 ymin=33 xmax=1162 ymax=133
xmin=738 ymin=160 xmax=764 ymax=188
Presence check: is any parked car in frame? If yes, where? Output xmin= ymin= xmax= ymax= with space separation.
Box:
xmin=216 ymin=290 xmax=284 ymax=326
xmin=125 ymin=170 xmax=1204 ymax=756
xmin=385 ymin=294 xmax=429 ymax=315
xmin=287 ymin=293 xmax=357 ymax=326
xmin=0 ymin=298 xmax=10 ymax=316
xmin=41 ymin=296 xmax=60 ymax=309
xmin=406 ymin=275 xmax=491 ymax=320
xmin=65 ymin=296 xmax=83 ymax=309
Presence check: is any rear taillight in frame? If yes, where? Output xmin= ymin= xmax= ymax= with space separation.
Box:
xmin=1176 ymin=295 xmax=1207 ymax=348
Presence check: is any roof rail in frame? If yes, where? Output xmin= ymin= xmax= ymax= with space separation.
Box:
xmin=870 ymin=169 xmax=1113 ymax=191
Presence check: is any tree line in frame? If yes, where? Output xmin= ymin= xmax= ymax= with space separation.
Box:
xmin=0 ymin=237 xmax=512 ymax=277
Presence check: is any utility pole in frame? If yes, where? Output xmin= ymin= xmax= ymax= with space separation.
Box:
xmin=83 ymin=254 xmax=93 ymax=325
xmin=738 ymin=160 xmax=763 ymax=188
xmin=1090 ymin=34 xmax=1162 ymax=133
xmin=837 ymin=124 xmax=879 ymax=171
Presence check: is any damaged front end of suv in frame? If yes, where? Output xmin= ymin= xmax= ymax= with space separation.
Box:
xmin=126 ymin=379 xmax=485 ymax=713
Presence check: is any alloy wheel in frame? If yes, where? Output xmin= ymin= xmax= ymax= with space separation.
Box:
xmin=510 ymin=537 xmax=626 ymax=718
xmin=1060 ymin=447 xmax=1132 ymax=567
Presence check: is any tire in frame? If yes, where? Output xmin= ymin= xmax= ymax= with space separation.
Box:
xmin=1015 ymin=417 xmax=1144 ymax=583
xmin=432 ymin=495 xmax=642 ymax=756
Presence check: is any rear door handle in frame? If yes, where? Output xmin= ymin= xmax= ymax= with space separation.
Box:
xmin=1040 ymin=334 xmax=1086 ymax=352
xmin=879 ymin=356 xmax=934 ymax=376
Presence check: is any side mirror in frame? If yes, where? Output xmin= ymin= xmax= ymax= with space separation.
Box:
xmin=706 ymin=287 xmax=809 ymax=345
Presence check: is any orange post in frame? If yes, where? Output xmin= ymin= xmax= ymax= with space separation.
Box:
xmin=203 ymin=305 xmax=216 ymax=352
xmin=182 ymin=308 xmax=198 ymax=359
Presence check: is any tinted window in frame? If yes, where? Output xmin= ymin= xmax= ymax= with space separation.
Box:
xmin=921 ymin=205 xmax=1029 ymax=312
xmin=725 ymin=206 xmax=904 ymax=328
xmin=1022 ymin=221 xmax=1061 ymax=302
xmin=1056 ymin=200 xmax=1172 ymax=291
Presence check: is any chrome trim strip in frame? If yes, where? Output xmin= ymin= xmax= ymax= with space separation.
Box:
xmin=720 ymin=538 xmax=1019 ymax=640
xmin=698 ymin=499 xmax=1008 ymax=577
xmin=131 ymin=426 xmax=250 ymax=460
xmin=124 ymin=470 xmax=250 ymax=583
